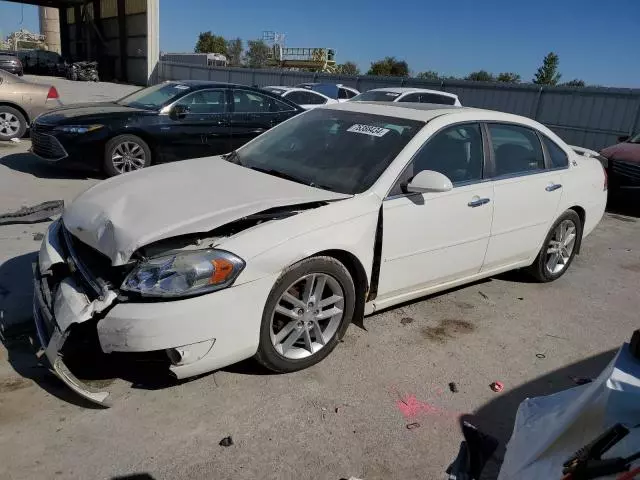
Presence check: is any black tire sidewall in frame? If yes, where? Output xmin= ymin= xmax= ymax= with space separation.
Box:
xmin=256 ymin=256 xmax=356 ymax=373
xmin=103 ymin=134 xmax=151 ymax=177
xmin=533 ymin=210 xmax=582 ymax=282
xmin=0 ymin=106 xmax=27 ymax=140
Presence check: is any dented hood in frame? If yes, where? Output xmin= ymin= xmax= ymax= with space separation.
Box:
xmin=63 ymin=156 xmax=349 ymax=265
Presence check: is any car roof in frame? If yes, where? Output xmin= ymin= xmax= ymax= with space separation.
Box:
xmin=366 ymin=87 xmax=459 ymax=98
xmin=322 ymin=101 xmax=542 ymax=126
xmin=164 ymin=80 xmax=258 ymax=89
xmin=264 ymin=86 xmax=331 ymax=97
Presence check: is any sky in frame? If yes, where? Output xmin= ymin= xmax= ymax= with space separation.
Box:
xmin=1 ymin=0 xmax=639 ymax=87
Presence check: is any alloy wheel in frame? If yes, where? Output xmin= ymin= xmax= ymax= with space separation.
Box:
xmin=111 ymin=141 xmax=146 ymax=173
xmin=270 ymin=273 xmax=345 ymax=360
xmin=0 ymin=112 xmax=20 ymax=136
xmin=545 ymin=219 xmax=577 ymax=275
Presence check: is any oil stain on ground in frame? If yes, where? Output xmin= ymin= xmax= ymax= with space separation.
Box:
xmin=0 ymin=376 xmax=33 ymax=393
xmin=608 ymin=214 xmax=637 ymax=223
xmin=620 ymin=263 xmax=640 ymax=273
xmin=421 ymin=319 xmax=475 ymax=344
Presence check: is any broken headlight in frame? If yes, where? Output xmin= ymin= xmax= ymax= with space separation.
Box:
xmin=121 ymin=250 xmax=245 ymax=298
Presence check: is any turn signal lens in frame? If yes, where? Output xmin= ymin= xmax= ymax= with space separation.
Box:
xmin=210 ymin=258 xmax=234 ymax=284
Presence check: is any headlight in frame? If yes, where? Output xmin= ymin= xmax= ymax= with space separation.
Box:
xmin=55 ymin=124 xmax=103 ymax=134
xmin=121 ymin=249 xmax=245 ymax=298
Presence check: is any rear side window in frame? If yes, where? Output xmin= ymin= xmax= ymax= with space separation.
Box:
xmin=419 ymin=93 xmax=456 ymax=105
xmin=338 ymin=88 xmax=349 ymax=100
xmin=542 ymin=136 xmax=569 ymax=168
xmin=488 ymin=124 xmax=545 ymax=176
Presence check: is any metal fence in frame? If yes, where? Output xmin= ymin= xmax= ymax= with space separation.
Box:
xmin=157 ymin=61 xmax=640 ymax=151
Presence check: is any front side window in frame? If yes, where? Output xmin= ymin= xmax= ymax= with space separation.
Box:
xmin=488 ymin=124 xmax=545 ymax=176
xmin=175 ymin=89 xmax=226 ymax=114
xmin=306 ymin=91 xmax=327 ymax=105
xmin=229 ymin=109 xmax=424 ymax=194
xmin=284 ymin=91 xmax=309 ymax=105
xmin=338 ymin=88 xmax=349 ymax=100
xmin=542 ymin=135 xmax=569 ymax=168
xmin=409 ymin=123 xmax=484 ymax=185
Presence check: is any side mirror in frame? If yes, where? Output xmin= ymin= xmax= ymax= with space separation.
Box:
xmin=170 ymin=104 xmax=189 ymax=120
xmin=618 ymin=135 xmax=630 ymax=143
xmin=405 ymin=170 xmax=453 ymax=194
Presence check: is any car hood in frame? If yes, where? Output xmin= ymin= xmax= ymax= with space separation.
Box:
xmin=62 ymin=157 xmax=350 ymax=266
xmin=600 ymin=142 xmax=640 ymax=163
xmin=36 ymin=102 xmax=151 ymax=124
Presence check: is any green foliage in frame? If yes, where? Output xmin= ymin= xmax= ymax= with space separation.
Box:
xmin=194 ymin=31 xmax=227 ymax=55
xmin=416 ymin=70 xmax=440 ymax=81
xmin=497 ymin=72 xmax=521 ymax=83
xmin=338 ymin=61 xmax=360 ymax=75
xmin=244 ymin=40 xmax=271 ymax=68
xmin=367 ymin=56 xmax=409 ymax=77
xmin=561 ymin=79 xmax=586 ymax=87
xmin=533 ymin=52 xmax=562 ymax=85
xmin=226 ymin=38 xmax=243 ymax=67
xmin=465 ymin=70 xmax=494 ymax=82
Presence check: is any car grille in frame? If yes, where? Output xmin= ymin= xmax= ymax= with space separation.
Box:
xmin=610 ymin=160 xmax=640 ymax=186
xmin=31 ymin=124 xmax=68 ymax=161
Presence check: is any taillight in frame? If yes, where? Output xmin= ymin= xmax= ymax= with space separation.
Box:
xmin=47 ymin=86 xmax=59 ymax=100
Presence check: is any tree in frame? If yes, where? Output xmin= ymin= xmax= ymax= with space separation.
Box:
xmin=367 ymin=56 xmax=409 ymax=77
xmin=465 ymin=70 xmax=494 ymax=82
xmin=225 ymin=38 xmax=243 ymax=67
xmin=194 ymin=31 xmax=226 ymax=55
xmin=533 ymin=52 xmax=561 ymax=85
xmin=561 ymin=79 xmax=586 ymax=87
xmin=338 ymin=61 xmax=360 ymax=75
xmin=244 ymin=40 xmax=271 ymax=68
xmin=497 ymin=72 xmax=521 ymax=83
xmin=416 ymin=70 xmax=440 ymax=81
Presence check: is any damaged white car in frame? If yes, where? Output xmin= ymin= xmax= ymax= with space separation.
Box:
xmin=34 ymin=102 xmax=607 ymax=405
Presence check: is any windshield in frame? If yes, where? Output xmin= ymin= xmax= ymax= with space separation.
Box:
xmin=351 ymin=91 xmax=402 ymax=102
xmin=117 ymin=82 xmax=192 ymax=110
xmin=229 ymin=109 xmax=424 ymax=194
xmin=629 ymin=133 xmax=640 ymax=143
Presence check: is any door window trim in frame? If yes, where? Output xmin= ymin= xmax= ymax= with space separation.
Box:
xmin=385 ymin=120 xmax=490 ymax=200
xmin=483 ymin=121 xmax=552 ymax=180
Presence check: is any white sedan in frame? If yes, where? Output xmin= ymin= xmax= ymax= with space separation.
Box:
xmin=262 ymin=86 xmax=338 ymax=110
xmin=351 ymin=87 xmax=462 ymax=106
xmin=34 ymin=102 xmax=607 ymax=405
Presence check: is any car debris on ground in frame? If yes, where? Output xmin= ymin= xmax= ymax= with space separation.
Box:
xmin=219 ymin=436 xmax=233 ymax=447
xmin=490 ymin=381 xmax=504 ymax=392
xmin=0 ymin=200 xmax=63 ymax=225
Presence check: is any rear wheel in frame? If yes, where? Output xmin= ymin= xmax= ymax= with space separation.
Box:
xmin=527 ymin=210 xmax=582 ymax=282
xmin=0 ymin=106 xmax=26 ymax=141
xmin=255 ymin=256 xmax=356 ymax=373
xmin=103 ymin=134 xmax=151 ymax=177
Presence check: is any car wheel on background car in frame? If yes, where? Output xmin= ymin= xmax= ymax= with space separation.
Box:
xmin=255 ymin=256 xmax=356 ymax=373
xmin=103 ymin=134 xmax=151 ymax=177
xmin=0 ymin=106 xmax=27 ymax=141
xmin=527 ymin=210 xmax=582 ymax=282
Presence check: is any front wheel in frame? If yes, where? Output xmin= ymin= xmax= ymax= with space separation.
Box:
xmin=103 ymin=134 xmax=151 ymax=176
xmin=0 ymin=106 xmax=27 ymax=141
xmin=527 ymin=210 xmax=582 ymax=282
xmin=255 ymin=256 xmax=356 ymax=373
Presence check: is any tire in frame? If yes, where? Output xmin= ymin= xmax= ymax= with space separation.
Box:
xmin=527 ymin=210 xmax=582 ymax=282
xmin=255 ymin=256 xmax=356 ymax=373
xmin=0 ymin=106 xmax=27 ymax=141
xmin=103 ymin=134 xmax=151 ymax=177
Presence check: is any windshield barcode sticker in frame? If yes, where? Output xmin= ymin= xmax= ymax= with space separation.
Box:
xmin=347 ymin=124 xmax=390 ymax=137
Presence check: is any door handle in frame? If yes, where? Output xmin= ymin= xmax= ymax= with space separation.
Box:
xmin=467 ymin=197 xmax=491 ymax=207
xmin=545 ymin=183 xmax=563 ymax=192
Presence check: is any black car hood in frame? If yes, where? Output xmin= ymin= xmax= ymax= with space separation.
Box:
xmin=36 ymin=102 xmax=153 ymax=125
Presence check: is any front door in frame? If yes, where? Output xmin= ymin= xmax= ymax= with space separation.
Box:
xmin=377 ymin=123 xmax=494 ymax=300
xmin=481 ymin=123 xmax=564 ymax=270
xmin=158 ymin=88 xmax=231 ymax=162
xmin=229 ymin=89 xmax=296 ymax=150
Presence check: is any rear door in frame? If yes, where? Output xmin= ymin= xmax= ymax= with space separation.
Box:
xmin=156 ymin=88 xmax=231 ymax=161
xmin=481 ymin=123 xmax=564 ymax=270
xmin=229 ymin=89 xmax=299 ymax=149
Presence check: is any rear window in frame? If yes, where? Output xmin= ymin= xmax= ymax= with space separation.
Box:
xmin=542 ymin=136 xmax=569 ymax=168
xmin=351 ymin=91 xmax=402 ymax=102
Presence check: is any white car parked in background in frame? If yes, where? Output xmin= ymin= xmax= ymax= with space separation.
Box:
xmin=262 ymin=86 xmax=338 ymax=110
xmin=351 ymin=87 xmax=462 ymax=106
xmin=295 ymin=82 xmax=360 ymax=102
xmin=34 ymin=102 xmax=607 ymax=405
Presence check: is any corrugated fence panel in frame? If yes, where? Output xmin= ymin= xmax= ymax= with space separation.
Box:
xmin=156 ymin=61 xmax=640 ymax=150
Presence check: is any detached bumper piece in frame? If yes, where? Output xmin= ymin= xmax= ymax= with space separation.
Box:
xmin=33 ymin=265 xmax=111 ymax=407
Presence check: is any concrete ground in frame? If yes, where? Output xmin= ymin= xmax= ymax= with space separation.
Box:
xmin=0 ymin=77 xmax=639 ymax=480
